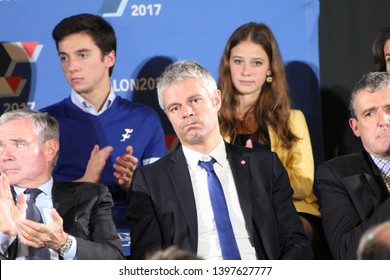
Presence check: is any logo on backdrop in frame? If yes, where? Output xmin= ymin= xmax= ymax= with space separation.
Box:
xmin=0 ymin=42 xmax=42 ymax=113
xmin=0 ymin=42 xmax=42 ymax=98
xmin=100 ymin=0 xmax=129 ymax=17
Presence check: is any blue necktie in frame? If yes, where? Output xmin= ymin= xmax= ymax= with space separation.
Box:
xmin=25 ymin=189 xmax=51 ymax=260
xmin=199 ymin=158 xmax=241 ymax=260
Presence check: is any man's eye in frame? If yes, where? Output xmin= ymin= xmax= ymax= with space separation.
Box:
xmin=60 ymin=56 xmax=68 ymax=62
xmin=364 ymin=112 xmax=373 ymax=117
xmin=170 ymin=106 xmax=179 ymax=113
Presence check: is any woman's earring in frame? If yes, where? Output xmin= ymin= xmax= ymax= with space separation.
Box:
xmin=266 ymin=75 xmax=273 ymax=83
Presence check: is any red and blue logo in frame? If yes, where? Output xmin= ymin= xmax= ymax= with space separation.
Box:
xmin=0 ymin=42 xmax=43 ymax=98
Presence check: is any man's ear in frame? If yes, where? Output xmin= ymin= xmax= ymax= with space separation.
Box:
xmin=105 ymin=50 xmax=116 ymax=68
xmin=45 ymin=139 xmax=60 ymax=162
xmin=214 ymin=89 xmax=222 ymax=109
xmin=349 ymin=118 xmax=361 ymax=137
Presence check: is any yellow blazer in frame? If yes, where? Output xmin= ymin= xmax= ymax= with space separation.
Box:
xmin=269 ymin=110 xmax=319 ymax=216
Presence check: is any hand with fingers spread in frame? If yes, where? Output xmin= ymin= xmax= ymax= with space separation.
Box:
xmin=114 ymin=145 xmax=138 ymax=191
xmin=0 ymin=173 xmax=26 ymax=237
xmin=76 ymin=145 xmax=114 ymax=183
xmin=16 ymin=208 xmax=68 ymax=250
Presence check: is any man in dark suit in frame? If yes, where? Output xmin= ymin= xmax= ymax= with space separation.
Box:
xmin=0 ymin=109 xmax=124 ymax=260
xmin=127 ymin=60 xmax=312 ymax=260
xmin=315 ymin=72 xmax=390 ymax=259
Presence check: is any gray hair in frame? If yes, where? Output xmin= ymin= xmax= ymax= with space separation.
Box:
xmin=156 ymin=60 xmax=218 ymax=110
xmin=349 ymin=72 xmax=390 ymax=119
xmin=357 ymin=221 xmax=390 ymax=260
xmin=146 ymin=245 xmax=203 ymax=260
xmin=0 ymin=109 xmax=59 ymax=165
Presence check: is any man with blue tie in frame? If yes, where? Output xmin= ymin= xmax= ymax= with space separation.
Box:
xmin=0 ymin=109 xmax=124 ymax=260
xmin=126 ymin=60 xmax=312 ymax=260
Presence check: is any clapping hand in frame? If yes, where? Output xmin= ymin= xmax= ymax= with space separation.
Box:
xmin=114 ymin=145 xmax=138 ymax=191
xmin=0 ymin=173 xmax=26 ymax=237
xmin=77 ymin=145 xmax=114 ymax=183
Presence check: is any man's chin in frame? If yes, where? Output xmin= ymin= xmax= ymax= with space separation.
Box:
xmin=376 ymin=144 xmax=390 ymax=158
xmin=3 ymin=171 xmax=18 ymax=181
xmin=183 ymin=134 xmax=205 ymax=146
xmin=383 ymin=149 xmax=390 ymax=157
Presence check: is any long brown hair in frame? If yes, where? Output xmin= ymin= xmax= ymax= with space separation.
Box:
xmin=218 ymin=22 xmax=298 ymax=148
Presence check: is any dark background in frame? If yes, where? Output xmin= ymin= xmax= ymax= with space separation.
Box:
xmin=320 ymin=0 xmax=390 ymax=162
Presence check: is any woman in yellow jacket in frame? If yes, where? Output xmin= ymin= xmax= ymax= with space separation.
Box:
xmin=218 ymin=22 xmax=330 ymax=258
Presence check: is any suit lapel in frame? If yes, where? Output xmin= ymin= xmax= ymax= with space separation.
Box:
xmin=167 ymin=148 xmax=198 ymax=249
xmin=343 ymin=174 xmax=381 ymax=219
xmin=52 ymin=182 xmax=78 ymax=230
xmin=362 ymin=152 xmax=390 ymax=199
xmin=225 ymin=144 xmax=276 ymax=259
xmin=343 ymin=152 xmax=388 ymax=219
xmin=225 ymin=145 xmax=255 ymax=242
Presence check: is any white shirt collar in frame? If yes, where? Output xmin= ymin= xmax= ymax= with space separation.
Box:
xmin=70 ymin=87 xmax=116 ymax=116
xmin=13 ymin=177 xmax=54 ymax=197
xmin=182 ymin=137 xmax=226 ymax=170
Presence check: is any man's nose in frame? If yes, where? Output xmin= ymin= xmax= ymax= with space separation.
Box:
xmin=1 ymin=147 xmax=15 ymax=161
xmin=181 ymin=104 xmax=194 ymax=118
xmin=67 ymin=58 xmax=80 ymax=72
xmin=378 ymin=111 xmax=390 ymax=127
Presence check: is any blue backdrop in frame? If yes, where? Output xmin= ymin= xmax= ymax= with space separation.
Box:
xmin=0 ymin=0 xmax=322 ymax=165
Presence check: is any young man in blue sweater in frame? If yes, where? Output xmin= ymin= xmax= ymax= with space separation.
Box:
xmin=41 ymin=14 xmax=167 ymax=233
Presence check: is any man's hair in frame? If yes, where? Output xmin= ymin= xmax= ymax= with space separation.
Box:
xmin=146 ymin=246 xmax=203 ymax=260
xmin=156 ymin=60 xmax=217 ymax=110
xmin=349 ymin=72 xmax=390 ymax=119
xmin=52 ymin=13 xmax=117 ymax=76
xmin=0 ymin=109 xmax=59 ymax=164
xmin=357 ymin=221 xmax=390 ymax=260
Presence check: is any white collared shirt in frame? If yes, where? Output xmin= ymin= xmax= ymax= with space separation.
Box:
xmin=182 ymin=138 xmax=257 ymax=260
xmin=70 ymin=87 xmax=116 ymax=116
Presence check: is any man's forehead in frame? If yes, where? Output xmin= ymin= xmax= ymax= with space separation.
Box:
xmin=355 ymin=89 xmax=390 ymax=110
xmin=357 ymin=88 xmax=390 ymax=100
xmin=164 ymin=80 xmax=203 ymax=97
xmin=0 ymin=119 xmax=33 ymax=135
xmin=58 ymin=33 xmax=96 ymax=52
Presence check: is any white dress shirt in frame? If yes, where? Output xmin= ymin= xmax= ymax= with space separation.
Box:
xmin=182 ymin=138 xmax=257 ymax=260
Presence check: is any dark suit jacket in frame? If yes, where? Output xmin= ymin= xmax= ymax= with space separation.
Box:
xmin=315 ymin=151 xmax=390 ymax=259
xmin=7 ymin=182 xmax=124 ymax=260
xmin=127 ymin=143 xmax=312 ymax=260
